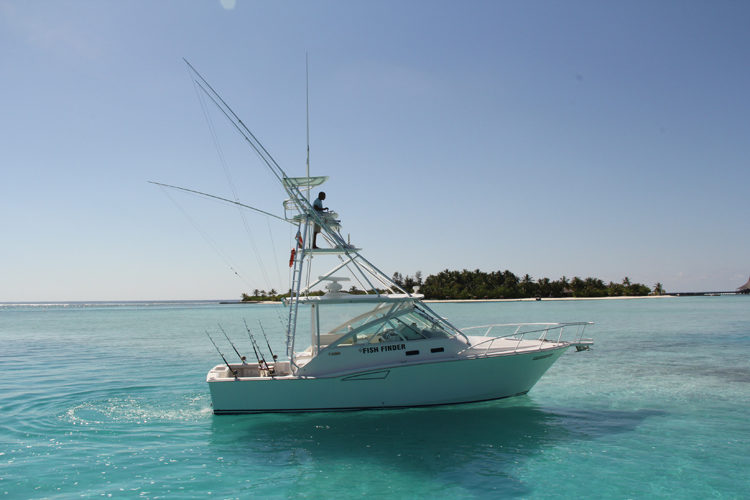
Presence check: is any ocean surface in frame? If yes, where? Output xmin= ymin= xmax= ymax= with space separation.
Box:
xmin=1 ymin=296 xmax=748 ymax=498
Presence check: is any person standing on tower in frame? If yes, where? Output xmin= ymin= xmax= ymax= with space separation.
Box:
xmin=312 ymin=191 xmax=327 ymax=249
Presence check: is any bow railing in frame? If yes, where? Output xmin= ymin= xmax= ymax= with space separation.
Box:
xmin=459 ymin=322 xmax=593 ymax=357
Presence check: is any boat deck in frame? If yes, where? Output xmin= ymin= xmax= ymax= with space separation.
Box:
xmin=207 ymin=361 xmax=294 ymax=381
xmin=464 ymin=335 xmax=565 ymax=356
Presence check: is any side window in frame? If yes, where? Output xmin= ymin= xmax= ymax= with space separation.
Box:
xmin=421 ymin=327 xmax=451 ymax=339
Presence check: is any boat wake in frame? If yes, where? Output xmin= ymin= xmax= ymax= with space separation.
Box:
xmin=63 ymin=393 xmax=212 ymax=426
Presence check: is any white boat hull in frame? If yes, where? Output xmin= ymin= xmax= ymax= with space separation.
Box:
xmin=207 ymin=345 xmax=569 ymax=413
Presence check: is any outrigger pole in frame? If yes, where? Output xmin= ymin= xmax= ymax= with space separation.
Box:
xmin=148 ymin=181 xmax=290 ymax=223
xmin=183 ymin=59 xmax=288 ymax=184
xmin=183 ymin=60 xmax=329 ymax=242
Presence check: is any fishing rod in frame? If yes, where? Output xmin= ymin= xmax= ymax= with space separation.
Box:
xmin=258 ymin=320 xmax=278 ymax=361
xmin=218 ymin=324 xmax=246 ymax=364
xmin=205 ymin=330 xmax=238 ymax=379
xmin=243 ymin=319 xmax=263 ymax=365
xmin=244 ymin=319 xmax=273 ymax=373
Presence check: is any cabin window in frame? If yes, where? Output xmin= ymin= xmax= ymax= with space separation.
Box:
xmin=370 ymin=329 xmax=404 ymax=344
xmin=394 ymin=320 xmax=426 ymax=340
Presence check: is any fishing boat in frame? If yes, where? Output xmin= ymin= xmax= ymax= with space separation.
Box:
xmin=165 ymin=62 xmax=594 ymax=414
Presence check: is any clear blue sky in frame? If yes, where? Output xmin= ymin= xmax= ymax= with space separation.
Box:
xmin=2 ymin=0 xmax=748 ymax=301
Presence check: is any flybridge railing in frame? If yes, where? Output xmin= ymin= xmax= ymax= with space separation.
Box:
xmin=458 ymin=322 xmax=593 ymax=357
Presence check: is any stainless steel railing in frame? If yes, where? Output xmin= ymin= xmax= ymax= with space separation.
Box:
xmin=458 ymin=322 xmax=593 ymax=356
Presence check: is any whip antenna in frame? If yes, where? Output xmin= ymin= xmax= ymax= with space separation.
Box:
xmin=306 ymin=52 xmax=310 ymax=201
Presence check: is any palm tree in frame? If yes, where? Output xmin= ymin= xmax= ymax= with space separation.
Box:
xmin=392 ymin=272 xmax=404 ymax=287
xmin=653 ymin=283 xmax=664 ymax=295
xmin=521 ymin=274 xmax=535 ymax=297
xmin=559 ymin=275 xmax=570 ymax=296
xmin=538 ymin=277 xmax=551 ymax=297
xmin=570 ymin=277 xmax=585 ymax=296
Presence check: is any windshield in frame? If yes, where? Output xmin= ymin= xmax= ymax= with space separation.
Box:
xmin=321 ymin=302 xmax=453 ymax=347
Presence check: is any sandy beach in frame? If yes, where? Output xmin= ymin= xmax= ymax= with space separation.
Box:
xmin=424 ymin=295 xmax=675 ymax=304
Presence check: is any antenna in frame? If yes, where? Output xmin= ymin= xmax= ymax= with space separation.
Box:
xmin=305 ymin=52 xmax=310 ymax=201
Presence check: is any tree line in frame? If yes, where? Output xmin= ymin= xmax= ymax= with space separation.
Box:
xmin=242 ymin=269 xmax=663 ymax=301
xmin=398 ymin=269 xmax=660 ymax=299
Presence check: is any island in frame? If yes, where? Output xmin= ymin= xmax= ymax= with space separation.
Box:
xmin=240 ymin=269 xmax=663 ymax=302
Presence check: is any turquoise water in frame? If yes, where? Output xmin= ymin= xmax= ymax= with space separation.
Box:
xmin=1 ymin=297 xmax=749 ymax=498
